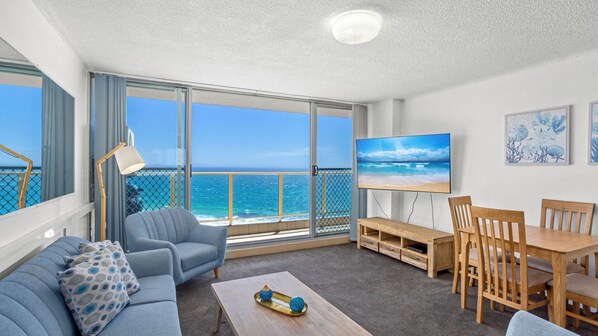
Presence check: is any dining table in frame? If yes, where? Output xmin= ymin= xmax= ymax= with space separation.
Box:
xmin=459 ymin=224 xmax=598 ymax=327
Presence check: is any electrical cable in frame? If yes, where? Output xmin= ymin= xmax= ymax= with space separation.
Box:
xmin=406 ymin=192 xmax=419 ymax=224
xmin=371 ymin=192 xmax=390 ymax=219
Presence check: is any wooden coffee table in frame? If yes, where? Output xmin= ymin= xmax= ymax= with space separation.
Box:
xmin=211 ymin=271 xmax=372 ymax=335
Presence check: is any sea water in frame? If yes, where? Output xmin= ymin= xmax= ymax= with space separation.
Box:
xmin=126 ymin=168 xmax=352 ymax=222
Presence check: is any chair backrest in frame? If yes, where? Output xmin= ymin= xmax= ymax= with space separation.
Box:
xmin=448 ymin=196 xmax=473 ymax=249
xmin=471 ymin=206 xmax=528 ymax=309
xmin=540 ymin=199 xmax=594 ymax=234
xmin=540 ymin=199 xmax=595 ymax=271
xmin=125 ymin=207 xmax=197 ymax=247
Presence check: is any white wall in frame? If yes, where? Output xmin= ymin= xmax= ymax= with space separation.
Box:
xmin=391 ymin=51 xmax=598 ymax=234
xmin=0 ymin=0 xmax=91 ymax=272
xmin=366 ymin=99 xmax=405 ymax=219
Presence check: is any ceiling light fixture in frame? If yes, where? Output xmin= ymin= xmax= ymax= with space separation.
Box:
xmin=331 ymin=10 xmax=382 ymax=45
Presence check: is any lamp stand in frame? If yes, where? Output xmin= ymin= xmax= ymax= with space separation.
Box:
xmin=95 ymin=142 xmax=126 ymax=241
xmin=0 ymin=144 xmax=33 ymax=209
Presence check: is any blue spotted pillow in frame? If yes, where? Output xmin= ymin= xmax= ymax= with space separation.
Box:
xmin=57 ymin=254 xmax=130 ymax=336
xmin=74 ymin=241 xmax=140 ymax=295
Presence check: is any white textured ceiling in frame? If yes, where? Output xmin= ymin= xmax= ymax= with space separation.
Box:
xmin=30 ymin=0 xmax=598 ymax=103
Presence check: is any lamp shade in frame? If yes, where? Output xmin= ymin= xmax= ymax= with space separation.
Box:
xmin=331 ymin=10 xmax=382 ymax=44
xmin=114 ymin=146 xmax=145 ymax=175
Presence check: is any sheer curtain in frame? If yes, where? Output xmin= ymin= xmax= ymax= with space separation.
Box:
xmin=350 ymin=104 xmax=367 ymax=241
xmin=41 ymin=75 xmax=74 ymax=201
xmin=93 ymin=74 xmax=128 ymax=246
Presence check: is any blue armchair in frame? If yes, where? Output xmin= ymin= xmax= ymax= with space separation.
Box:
xmin=125 ymin=207 xmax=227 ymax=285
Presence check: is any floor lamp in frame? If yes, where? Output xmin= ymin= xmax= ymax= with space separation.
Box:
xmin=96 ymin=141 xmax=145 ymax=241
xmin=0 ymin=144 xmax=33 ymax=209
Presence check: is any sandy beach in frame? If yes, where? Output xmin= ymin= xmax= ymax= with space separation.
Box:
xmin=359 ymin=182 xmax=450 ymax=193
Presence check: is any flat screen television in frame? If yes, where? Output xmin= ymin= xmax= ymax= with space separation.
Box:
xmin=356 ymin=133 xmax=451 ymax=193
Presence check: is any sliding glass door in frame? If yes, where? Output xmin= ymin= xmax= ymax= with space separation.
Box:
xmin=311 ymin=104 xmax=353 ymax=236
xmin=125 ymin=84 xmax=186 ymax=216
xmin=190 ymin=90 xmax=311 ymax=242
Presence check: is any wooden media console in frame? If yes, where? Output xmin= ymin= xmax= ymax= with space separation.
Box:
xmin=357 ymin=217 xmax=454 ymax=278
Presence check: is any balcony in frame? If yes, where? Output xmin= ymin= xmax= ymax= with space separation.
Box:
xmin=126 ymin=168 xmax=352 ymax=242
xmin=0 ymin=167 xmax=41 ymax=215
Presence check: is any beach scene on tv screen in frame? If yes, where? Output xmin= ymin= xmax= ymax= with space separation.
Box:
xmin=356 ymin=134 xmax=450 ymax=193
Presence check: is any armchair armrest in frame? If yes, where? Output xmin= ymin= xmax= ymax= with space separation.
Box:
xmin=188 ymin=224 xmax=227 ymax=265
xmin=126 ymin=249 xmax=173 ymax=278
xmin=130 ymin=238 xmax=183 ymax=283
xmin=188 ymin=224 xmax=227 ymax=246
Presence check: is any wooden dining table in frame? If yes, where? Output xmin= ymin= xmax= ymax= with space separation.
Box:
xmin=459 ymin=225 xmax=598 ymax=327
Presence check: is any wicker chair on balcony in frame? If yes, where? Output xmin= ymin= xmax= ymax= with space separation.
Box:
xmin=125 ymin=207 xmax=227 ymax=285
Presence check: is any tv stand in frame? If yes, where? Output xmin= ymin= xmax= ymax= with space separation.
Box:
xmin=357 ymin=217 xmax=454 ymax=278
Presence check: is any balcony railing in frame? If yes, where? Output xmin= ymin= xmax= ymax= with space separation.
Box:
xmin=0 ymin=167 xmax=42 ymax=215
xmin=126 ymin=168 xmax=352 ymax=235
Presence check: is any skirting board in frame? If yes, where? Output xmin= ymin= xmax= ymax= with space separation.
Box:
xmin=225 ymin=235 xmax=351 ymax=259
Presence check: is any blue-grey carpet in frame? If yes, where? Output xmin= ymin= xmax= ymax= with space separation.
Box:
xmin=176 ymin=243 xmax=598 ymax=335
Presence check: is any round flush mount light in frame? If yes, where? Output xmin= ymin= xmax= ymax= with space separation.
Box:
xmin=331 ymin=10 xmax=382 ymax=45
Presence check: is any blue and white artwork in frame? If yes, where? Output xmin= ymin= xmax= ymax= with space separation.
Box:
xmin=505 ymin=106 xmax=569 ymax=165
xmin=591 ymin=101 xmax=598 ymax=164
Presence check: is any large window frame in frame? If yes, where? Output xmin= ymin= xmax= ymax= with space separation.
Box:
xmin=120 ymin=77 xmax=353 ymax=245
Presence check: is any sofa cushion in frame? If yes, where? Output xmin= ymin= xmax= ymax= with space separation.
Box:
xmin=175 ymin=242 xmax=218 ymax=272
xmin=77 ymin=241 xmax=141 ymax=295
xmin=98 ymin=301 xmax=182 ymax=336
xmin=57 ymin=255 xmax=130 ymax=336
xmin=129 ymin=275 xmax=176 ymax=306
xmin=0 ymin=236 xmax=86 ymax=336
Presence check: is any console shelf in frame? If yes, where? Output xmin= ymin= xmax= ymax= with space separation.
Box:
xmin=357 ymin=217 xmax=454 ymax=278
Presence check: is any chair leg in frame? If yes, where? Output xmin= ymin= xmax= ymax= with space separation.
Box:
xmin=476 ymin=283 xmax=484 ymax=324
xmin=547 ymin=287 xmax=553 ymax=322
xmin=213 ymin=268 xmax=219 ymax=278
xmin=452 ymin=259 xmax=460 ymax=294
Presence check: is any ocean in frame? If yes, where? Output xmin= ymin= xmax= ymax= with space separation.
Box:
xmin=127 ymin=167 xmax=352 ymax=223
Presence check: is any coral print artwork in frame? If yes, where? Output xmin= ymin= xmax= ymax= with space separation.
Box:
xmin=591 ymin=101 xmax=598 ymax=164
xmin=505 ymin=106 xmax=569 ymax=165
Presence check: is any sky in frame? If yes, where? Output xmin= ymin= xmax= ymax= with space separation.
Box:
xmin=0 ymin=84 xmax=42 ymax=166
xmin=356 ymin=133 xmax=450 ymax=163
xmin=126 ymin=98 xmax=352 ymax=170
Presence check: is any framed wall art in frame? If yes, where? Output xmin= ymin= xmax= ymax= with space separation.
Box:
xmin=505 ymin=106 xmax=569 ymax=165
xmin=590 ymin=101 xmax=598 ymax=164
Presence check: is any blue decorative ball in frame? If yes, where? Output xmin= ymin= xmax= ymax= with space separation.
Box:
xmin=289 ymin=296 xmax=305 ymax=312
xmin=259 ymin=285 xmax=272 ymax=301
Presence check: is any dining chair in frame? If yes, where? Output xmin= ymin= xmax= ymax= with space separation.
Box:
xmin=547 ymin=252 xmax=598 ymax=328
xmin=527 ymin=199 xmax=595 ymax=275
xmin=448 ymin=196 xmax=477 ymax=298
xmin=471 ymin=206 xmax=552 ymax=324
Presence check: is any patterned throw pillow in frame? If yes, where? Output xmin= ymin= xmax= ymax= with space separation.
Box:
xmin=57 ymin=254 xmax=130 ymax=336
xmin=74 ymin=241 xmax=140 ymax=295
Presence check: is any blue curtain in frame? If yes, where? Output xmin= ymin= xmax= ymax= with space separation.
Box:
xmin=41 ymin=75 xmax=74 ymax=201
xmin=350 ymin=104 xmax=367 ymax=241
xmin=93 ymin=75 xmax=128 ymax=246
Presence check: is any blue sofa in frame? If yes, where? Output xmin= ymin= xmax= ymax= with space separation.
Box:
xmin=506 ymin=311 xmax=578 ymax=336
xmin=0 ymin=236 xmax=181 ymax=336
xmin=125 ymin=208 xmax=227 ymax=285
